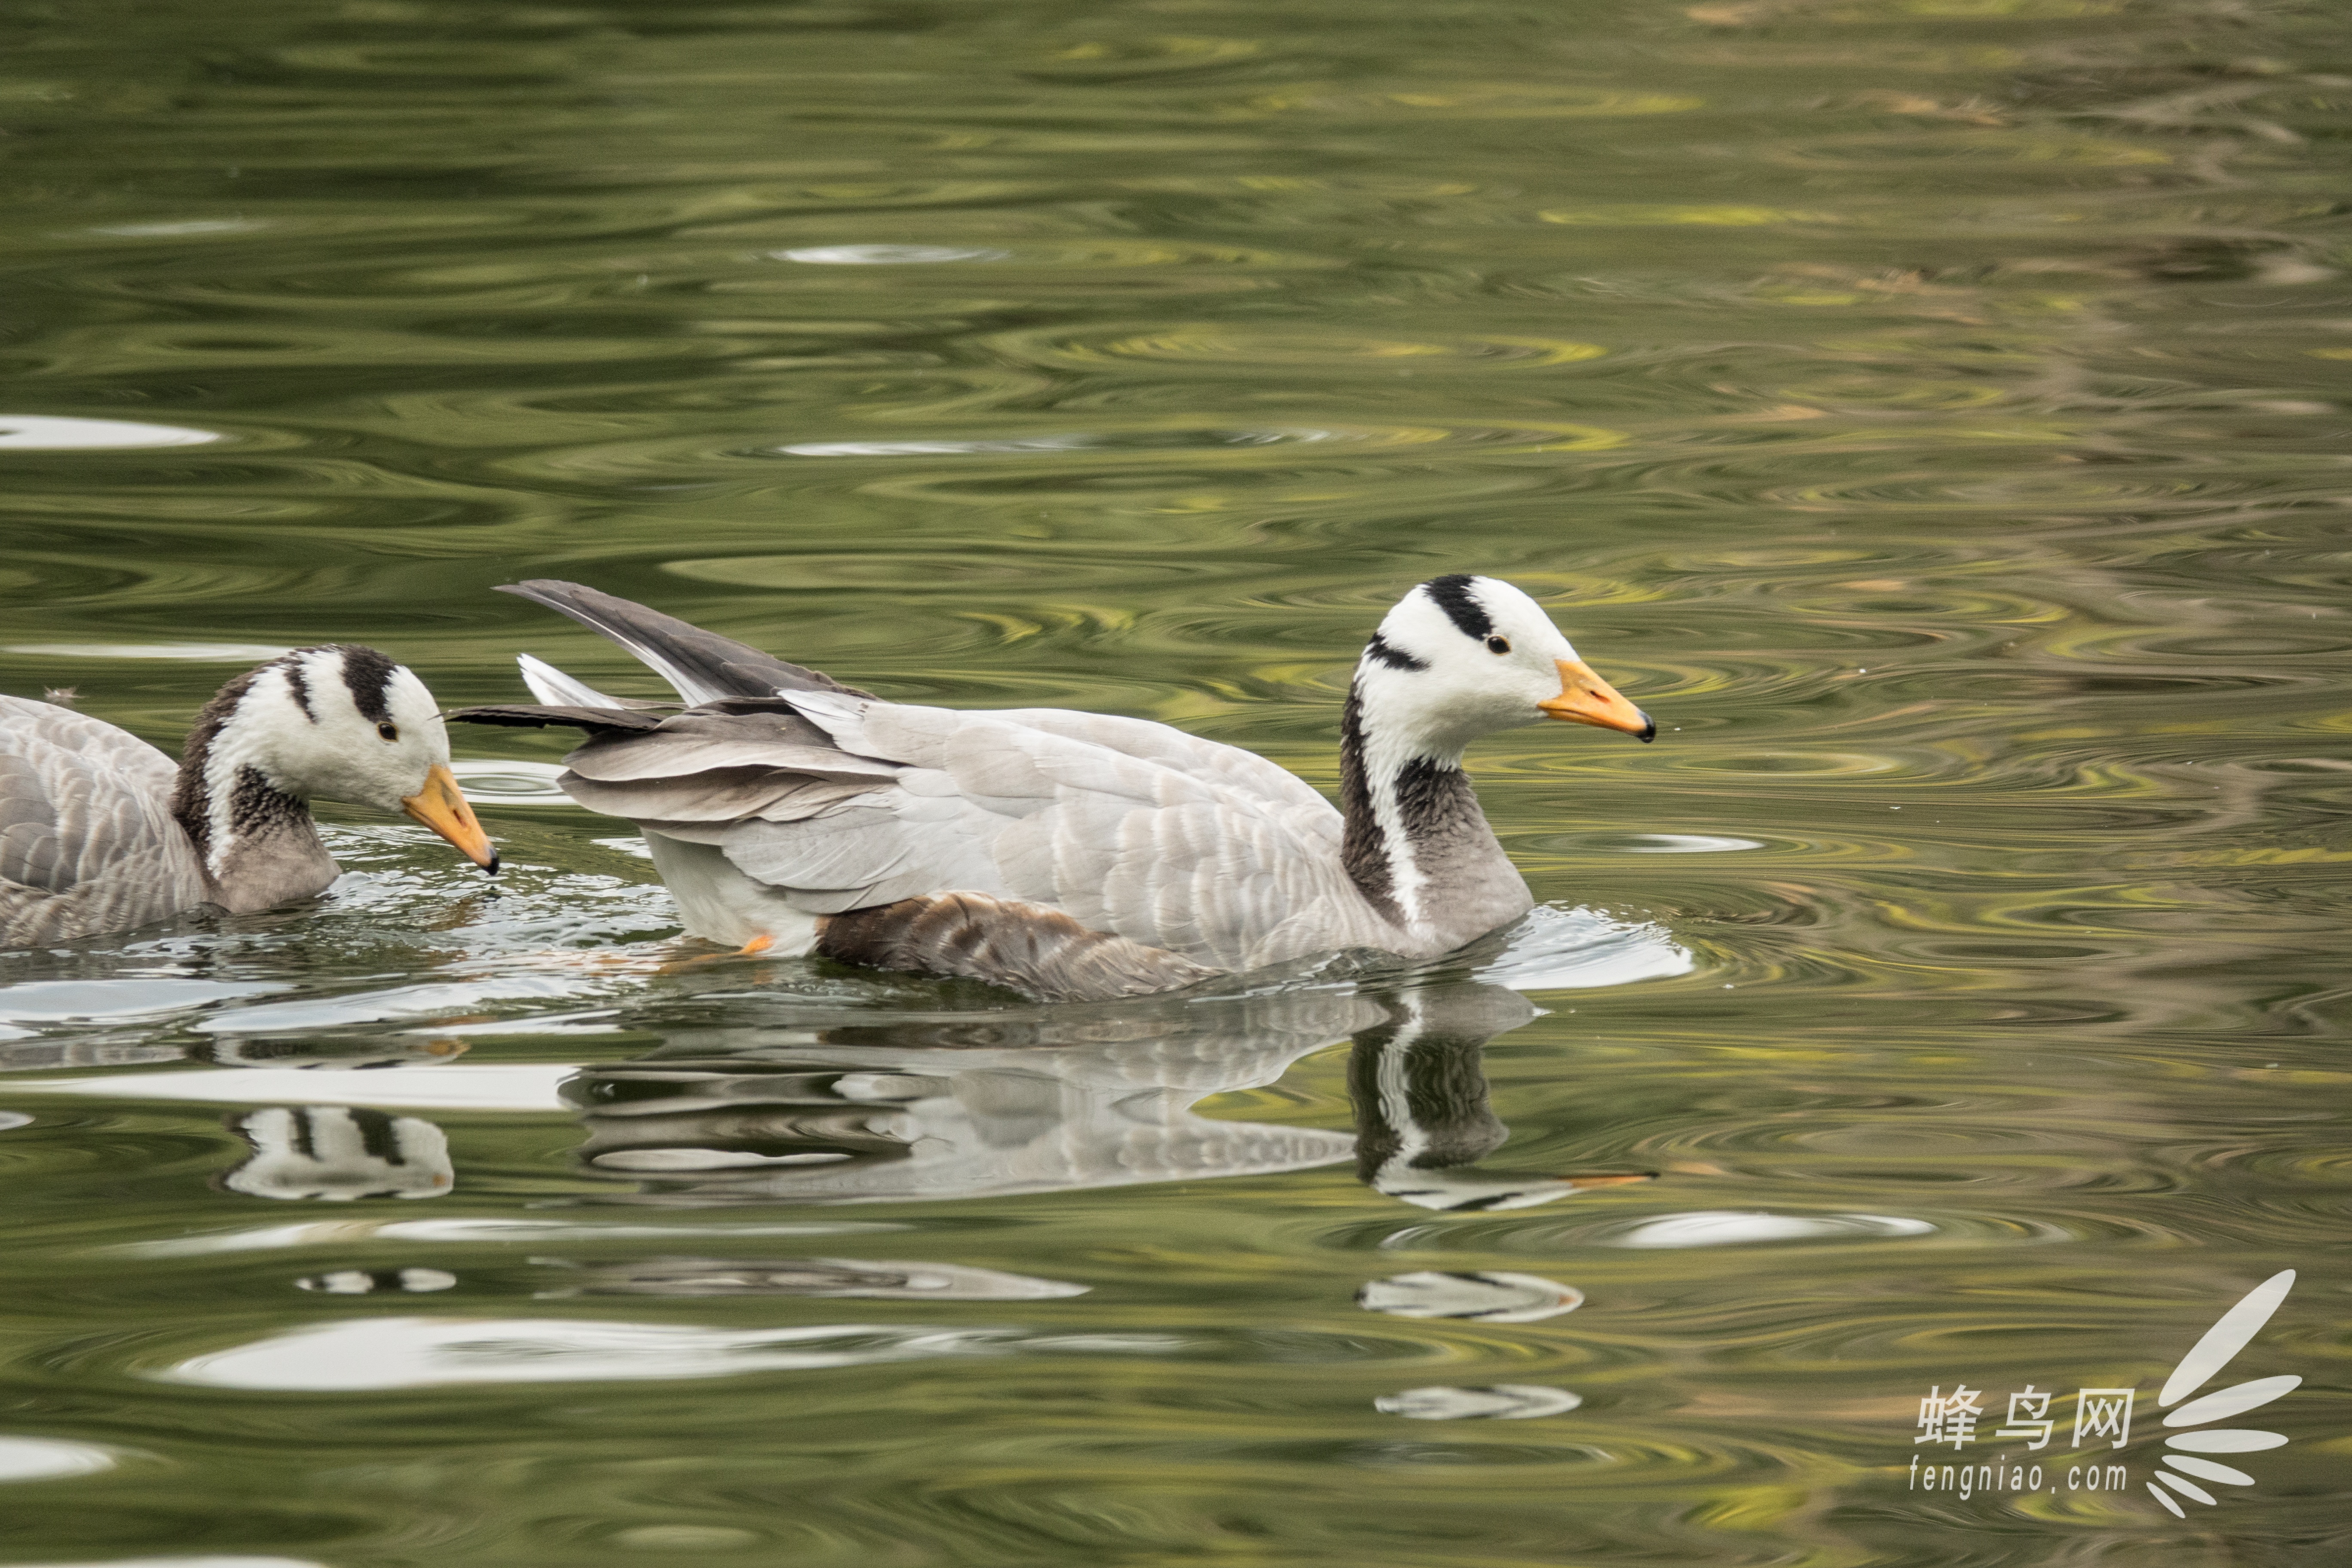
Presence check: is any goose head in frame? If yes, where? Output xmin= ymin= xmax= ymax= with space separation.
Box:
xmin=181 ymin=646 xmax=498 ymax=874
xmin=1357 ymin=574 xmax=1652 ymax=758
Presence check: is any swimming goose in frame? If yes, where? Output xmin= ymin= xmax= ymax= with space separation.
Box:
xmin=455 ymin=575 xmax=1652 ymax=1001
xmin=2 ymin=646 xmax=499 ymax=947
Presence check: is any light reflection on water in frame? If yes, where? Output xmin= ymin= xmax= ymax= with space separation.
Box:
xmin=0 ymin=0 xmax=2347 ymax=1561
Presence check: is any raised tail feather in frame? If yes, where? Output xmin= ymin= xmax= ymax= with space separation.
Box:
xmin=496 ymin=580 xmax=873 ymax=705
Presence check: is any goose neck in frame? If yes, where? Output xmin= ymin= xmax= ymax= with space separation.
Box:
xmin=1338 ymin=677 xmax=1527 ymax=942
xmin=171 ymin=685 xmax=338 ymax=914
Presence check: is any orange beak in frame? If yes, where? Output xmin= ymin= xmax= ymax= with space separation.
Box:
xmin=1537 ymin=658 xmax=1655 ymax=741
xmin=401 ymin=763 xmax=500 ymax=874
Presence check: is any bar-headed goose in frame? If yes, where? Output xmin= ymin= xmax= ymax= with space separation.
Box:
xmin=456 ymin=575 xmax=1652 ymax=1001
xmin=3 ymin=646 xmax=499 ymax=946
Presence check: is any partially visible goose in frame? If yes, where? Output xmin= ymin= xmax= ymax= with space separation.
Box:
xmin=2 ymin=646 xmax=499 ymax=947
xmin=456 ymin=575 xmax=1652 ymax=1001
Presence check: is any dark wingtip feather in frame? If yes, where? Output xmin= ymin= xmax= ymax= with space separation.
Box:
xmin=447 ymin=704 xmax=667 ymax=734
xmin=492 ymin=581 xmax=870 ymax=701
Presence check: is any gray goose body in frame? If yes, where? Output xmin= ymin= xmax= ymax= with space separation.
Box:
xmin=458 ymin=576 xmax=1653 ymax=1002
xmin=1 ymin=649 xmax=499 ymax=948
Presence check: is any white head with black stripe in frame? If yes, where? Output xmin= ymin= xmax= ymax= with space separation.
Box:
xmin=1356 ymin=574 xmax=1653 ymax=757
xmin=177 ymin=644 xmax=498 ymax=873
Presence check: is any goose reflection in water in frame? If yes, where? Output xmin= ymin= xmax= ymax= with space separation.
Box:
xmin=1348 ymin=985 xmax=1654 ymax=1212
xmin=540 ymin=1256 xmax=1090 ymax=1302
xmin=73 ymin=980 xmax=1619 ymax=1406
xmin=158 ymin=980 xmax=1644 ymax=1235
xmin=560 ymin=980 xmax=1649 ymax=1213
xmin=218 ymin=1105 xmax=453 ymax=1201
xmin=561 ymin=988 xmax=1371 ymax=1206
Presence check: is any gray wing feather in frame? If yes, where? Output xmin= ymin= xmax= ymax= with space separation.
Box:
xmin=564 ymin=766 xmax=891 ymax=823
xmin=569 ymin=737 xmax=897 ymax=784
xmin=0 ymin=694 xmax=205 ymax=945
xmin=995 ymin=706 xmax=1339 ymax=821
xmin=550 ymin=709 xmax=903 ymax=822
xmin=721 ymin=794 xmax=1012 ymax=913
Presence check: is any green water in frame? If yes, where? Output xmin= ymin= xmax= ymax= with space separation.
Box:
xmin=1 ymin=0 xmax=2347 ymax=1563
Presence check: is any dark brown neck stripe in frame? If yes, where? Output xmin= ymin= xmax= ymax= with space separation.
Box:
xmin=171 ymin=668 xmax=261 ymax=857
xmin=1337 ymin=680 xmax=1404 ymax=924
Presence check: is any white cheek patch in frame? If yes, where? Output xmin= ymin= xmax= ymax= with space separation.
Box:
xmin=384 ymin=671 xmax=454 ymax=764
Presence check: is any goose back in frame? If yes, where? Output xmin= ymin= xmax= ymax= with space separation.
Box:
xmin=0 ymin=694 xmax=207 ymax=945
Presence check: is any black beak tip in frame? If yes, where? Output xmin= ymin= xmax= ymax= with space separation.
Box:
xmin=1634 ymin=712 xmax=1657 ymax=744
xmin=482 ymin=852 xmax=501 ymax=877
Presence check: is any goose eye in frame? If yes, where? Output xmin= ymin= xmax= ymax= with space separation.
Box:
xmin=1485 ymin=635 xmax=1511 ymax=655
xmin=376 ymin=723 xmax=399 ymax=742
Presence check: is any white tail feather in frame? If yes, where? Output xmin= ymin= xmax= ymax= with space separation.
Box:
xmin=518 ymin=653 xmax=624 ymax=708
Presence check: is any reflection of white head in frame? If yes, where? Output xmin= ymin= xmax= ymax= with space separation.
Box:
xmin=218 ymin=1106 xmax=453 ymax=1201
xmin=297 ymin=1267 xmax=458 ymax=1294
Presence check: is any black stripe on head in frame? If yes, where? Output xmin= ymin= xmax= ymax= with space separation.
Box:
xmin=282 ymin=658 xmax=317 ymax=723
xmin=1420 ymin=574 xmax=1493 ymax=640
xmin=331 ymin=645 xmax=400 ymax=725
xmin=1363 ymin=632 xmax=1429 ymax=672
